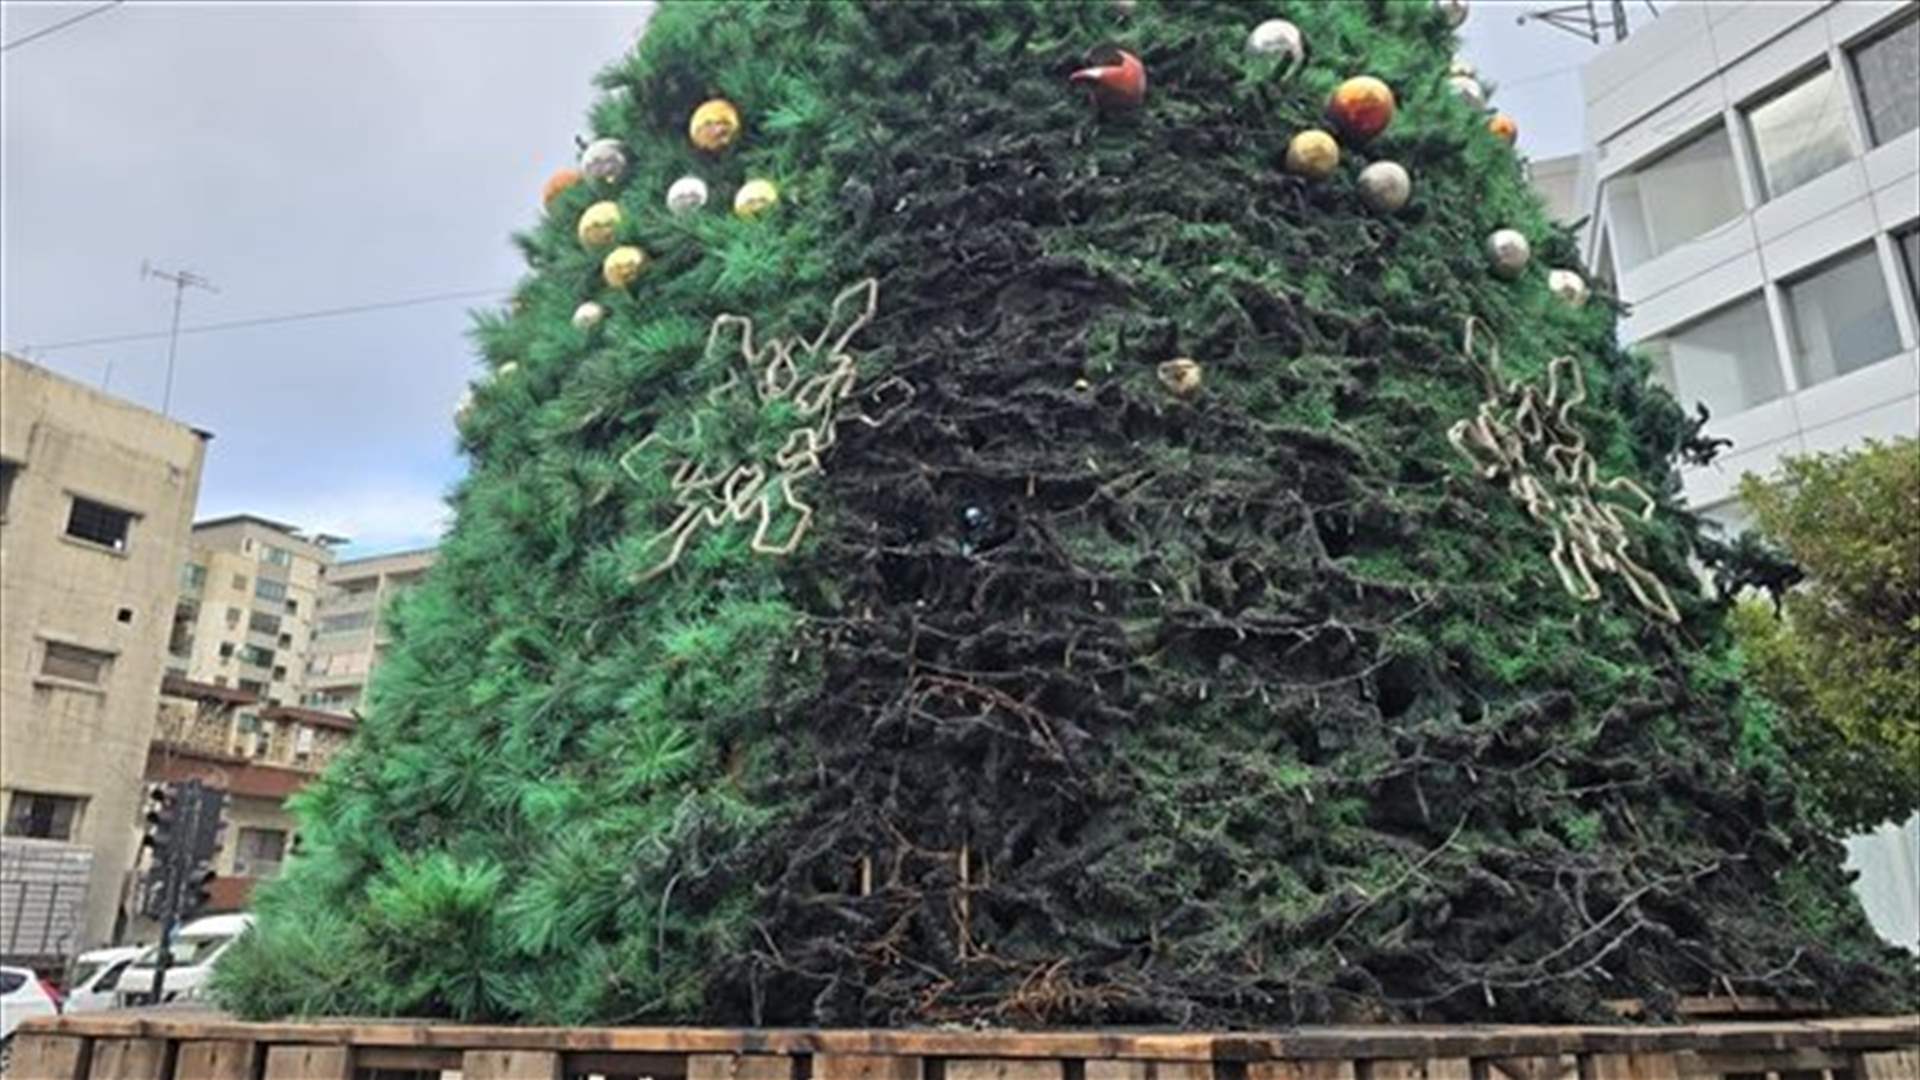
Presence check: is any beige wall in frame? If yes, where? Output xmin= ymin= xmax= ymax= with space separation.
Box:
xmin=1 ymin=355 xmax=208 ymax=953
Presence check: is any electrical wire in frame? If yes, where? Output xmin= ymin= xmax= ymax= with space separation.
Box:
xmin=17 ymin=286 xmax=511 ymax=352
xmin=0 ymin=0 xmax=126 ymax=53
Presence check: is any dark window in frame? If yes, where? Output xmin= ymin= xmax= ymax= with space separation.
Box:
xmin=4 ymin=791 xmax=85 ymax=840
xmin=0 ymin=460 xmax=19 ymax=520
xmin=239 ymin=644 xmax=275 ymax=668
xmin=0 ymin=971 xmax=24 ymax=995
xmin=116 ymin=607 xmax=134 ymax=624
xmin=238 ymin=678 xmax=267 ymax=695
xmin=278 ymin=633 xmax=292 ymax=648
xmin=1852 ymin=14 xmax=1920 ymax=146
xmin=254 ymin=578 xmax=288 ymax=603
xmin=65 ymin=497 xmax=133 ymax=551
xmin=248 ymin=611 xmax=282 ymax=636
xmin=218 ymin=641 xmax=235 ymax=659
xmin=1899 ymin=226 xmax=1920 ymax=308
xmin=231 ymin=574 xmax=248 ymax=591
xmin=41 ymin=641 xmax=113 ymax=685
xmin=234 ymin=827 xmax=287 ymax=878
xmin=285 ymin=598 xmax=299 ymax=615
xmin=1784 ymin=244 xmax=1904 ymax=386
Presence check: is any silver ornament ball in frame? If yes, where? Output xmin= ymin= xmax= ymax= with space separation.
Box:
xmin=1446 ymin=74 xmax=1487 ymax=111
xmin=1548 ymin=268 xmax=1590 ymax=308
xmin=1486 ymin=229 xmax=1532 ymax=279
xmin=1436 ymin=0 xmax=1469 ymax=28
xmin=579 ymin=138 xmax=628 ymax=184
xmin=666 ymin=175 xmax=709 ymax=215
xmin=1247 ymin=19 xmax=1305 ymax=69
xmin=1357 ymin=161 xmax=1412 ymax=213
xmin=573 ymin=301 xmax=607 ymax=331
xmin=1448 ymin=57 xmax=1477 ymax=78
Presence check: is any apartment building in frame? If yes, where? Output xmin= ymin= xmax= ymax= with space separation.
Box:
xmin=303 ymin=546 xmax=435 ymax=713
xmin=168 ymin=515 xmax=342 ymax=707
xmin=1574 ymin=0 xmax=1917 ymax=521
xmin=137 ymin=675 xmax=353 ymax=930
xmin=0 ymin=354 xmax=209 ymax=961
xmin=1568 ymin=0 xmax=1918 ymax=951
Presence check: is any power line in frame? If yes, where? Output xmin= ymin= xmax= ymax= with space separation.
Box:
xmin=0 ymin=0 xmax=126 ymax=53
xmin=18 ymin=286 xmax=510 ymax=352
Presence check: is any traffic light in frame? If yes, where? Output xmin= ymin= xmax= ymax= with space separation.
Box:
xmin=141 ymin=783 xmax=176 ymax=855
xmin=182 ymin=863 xmax=218 ymax=918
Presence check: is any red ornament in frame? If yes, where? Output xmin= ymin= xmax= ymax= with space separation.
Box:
xmin=542 ymin=167 xmax=581 ymax=208
xmin=1070 ymin=47 xmax=1146 ymax=110
xmin=1488 ymin=113 xmax=1519 ymax=145
xmin=1326 ymin=76 xmax=1396 ymax=141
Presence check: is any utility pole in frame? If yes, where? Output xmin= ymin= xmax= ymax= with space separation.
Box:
xmin=141 ymin=261 xmax=217 ymax=416
xmin=1517 ymin=0 xmax=1659 ymax=45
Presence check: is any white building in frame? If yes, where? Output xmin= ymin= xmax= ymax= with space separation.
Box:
xmin=1565 ymin=0 xmax=1918 ymax=951
xmin=303 ymin=547 xmax=436 ymax=713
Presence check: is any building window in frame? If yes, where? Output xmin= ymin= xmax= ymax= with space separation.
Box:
xmin=0 ymin=459 xmax=18 ymax=521
xmin=1784 ymin=245 xmax=1904 ymax=388
xmin=231 ymin=574 xmax=248 ymax=591
xmin=1851 ymin=14 xmax=1919 ymax=147
xmin=1607 ymin=125 xmax=1745 ymax=270
xmin=319 ymin=611 xmax=374 ymax=636
xmin=248 ymin=611 xmax=283 ymax=636
xmin=239 ymin=644 xmax=276 ymax=668
xmin=1744 ymin=67 xmax=1853 ymax=199
xmin=225 ymin=607 xmax=241 ymax=629
xmin=286 ymin=598 xmax=299 ymax=615
xmin=233 ymin=827 xmax=288 ymax=878
xmin=261 ymin=545 xmax=293 ymax=568
xmin=238 ymin=678 xmax=267 ymax=695
xmin=254 ymin=578 xmax=288 ymax=603
xmin=218 ymin=641 xmax=236 ymax=659
xmin=180 ymin=563 xmax=207 ymax=592
xmin=1643 ymin=294 xmax=1783 ymax=421
xmin=64 ymin=497 xmax=133 ymax=551
xmin=40 ymin=641 xmax=113 ymax=685
xmin=278 ymin=632 xmax=293 ymax=648
xmin=1898 ymin=226 xmax=1920 ymax=308
xmin=3 ymin=792 xmax=85 ymax=841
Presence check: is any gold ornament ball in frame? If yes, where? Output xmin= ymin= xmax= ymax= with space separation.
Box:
xmin=1326 ymin=76 xmax=1396 ymax=140
xmin=1488 ymin=113 xmax=1519 ymax=145
xmin=1285 ymin=129 xmax=1341 ymax=180
xmin=1157 ymin=358 xmax=1203 ymax=398
xmin=603 ymin=245 xmax=649 ymax=289
xmin=689 ymin=98 xmax=742 ymax=153
xmin=1548 ymin=268 xmax=1589 ymax=308
xmin=733 ymin=178 xmax=780 ymax=219
xmin=577 ymin=200 xmax=623 ymax=250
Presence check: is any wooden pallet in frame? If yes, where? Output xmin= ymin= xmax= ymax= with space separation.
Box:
xmin=10 ymin=1013 xmax=1918 ymax=1080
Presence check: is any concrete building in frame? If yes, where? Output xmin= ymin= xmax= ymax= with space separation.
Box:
xmin=139 ymin=676 xmax=353 ymax=930
xmin=303 ymin=547 xmax=435 ymax=713
xmin=168 ymin=515 xmax=342 ymax=708
xmin=1565 ymin=0 xmax=1918 ymax=951
xmin=0 ymin=354 xmax=209 ymax=962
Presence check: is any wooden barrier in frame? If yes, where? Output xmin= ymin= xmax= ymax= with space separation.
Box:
xmin=10 ymin=1012 xmax=1917 ymax=1080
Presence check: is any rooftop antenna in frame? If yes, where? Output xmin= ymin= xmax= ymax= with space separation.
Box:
xmin=1517 ymin=0 xmax=1659 ymax=44
xmin=141 ymin=260 xmax=218 ymax=416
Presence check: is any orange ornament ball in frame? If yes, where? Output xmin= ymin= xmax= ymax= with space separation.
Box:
xmin=542 ymin=168 xmax=581 ymax=208
xmin=1327 ymin=76 xmax=1396 ymax=141
xmin=1488 ymin=113 xmax=1519 ymax=144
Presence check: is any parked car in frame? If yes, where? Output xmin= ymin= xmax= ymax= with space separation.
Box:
xmin=61 ymin=945 xmax=146 ymax=1014
xmin=2 ymin=964 xmax=63 ymax=1068
xmin=115 ymin=913 xmax=253 ymax=1006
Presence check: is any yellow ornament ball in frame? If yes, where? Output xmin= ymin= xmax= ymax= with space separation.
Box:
xmin=602 ymin=245 xmax=648 ymax=289
xmin=689 ymin=98 xmax=742 ymax=153
xmin=733 ymin=178 xmax=780 ymax=219
xmin=1285 ymin=129 xmax=1340 ymax=180
xmin=577 ymin=200 xmax=623 ymax=250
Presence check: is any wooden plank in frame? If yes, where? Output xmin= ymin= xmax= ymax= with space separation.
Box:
xmin=463 ymin=1049 xmax=564 ymax=1080
xmin=1363 ymin=1061 xmax=1471 ymax=1080
xmin=1249 ymin=1063 xmax=1357 ymax=1080
xmin=815 ymin=1054 xmax=924 ymax=1080
xmin=1483 ymin=1057 xmax=1576 ymax=1080
xmin=356 ymin=1046 xmax=464 ymax=1071
xmin=263 ymin=1044 xmax=354 ymax=1080
xmin=6 ymin=1034 xmax=91 ymax=1080
xmin=1685 ymin=1049 xmax=1853 ymax=1075
xmin=1085 ymin=1062 xmax=1213 ymax=1080
xmin=1578 ymin=1056 xmax=1677 ymax=1080
xmin=947 ymin=1060 xmax=1065 ymax=1080
xmin=174 ymin=1040 xmax=260 ymax=1080
xmin=86 ymin=1038 xmax=170 ymax=1080
xmin=1863 ymin=1049 xmax=1920 ymax=1079
xmin=572 ymin=1051 xmax=698 ymax=1078
xmin=691 ymin=1053 xmax=795 ymax=1080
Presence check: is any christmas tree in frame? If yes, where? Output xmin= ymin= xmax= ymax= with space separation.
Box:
xmin=217 ymin=0 xmax=1915 ymax=1024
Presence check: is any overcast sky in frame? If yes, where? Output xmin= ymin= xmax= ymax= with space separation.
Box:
xmin=2 ymin=0 xmax=1612 ymax=558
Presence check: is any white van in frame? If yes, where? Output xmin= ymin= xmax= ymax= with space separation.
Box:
xmin=63 ymin=945 xmax=146 ymax=1013
xmin=115 ymin=913 xmax=253 ymax=1006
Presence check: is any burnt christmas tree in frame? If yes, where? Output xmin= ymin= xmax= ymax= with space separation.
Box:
xmin=217 ymin=0 xmax=1916 ymax=1024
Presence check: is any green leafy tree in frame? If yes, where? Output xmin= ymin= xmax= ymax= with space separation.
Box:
xmin=1730 ymin=439 xmax=1920 ymax=833
xmin=214 ymin=0 xmax=1914 ymax=1024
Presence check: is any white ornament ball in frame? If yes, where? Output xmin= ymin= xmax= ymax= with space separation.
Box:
xmin=1448 ymin=58 xmax=1477 ymax=78
xmin=1247 ymin=19 xmax=1305 ymax=70
xmin=1436 ymin=0 xmax=1469 ymax=28
xmin=1487 ymin=229 xmax=1532 ymax=279
xmin=454 ymin=387 xmax=474 ymax=424
xmin=496 ymin=362 xmax=520 ymax=380
xmin=1446 ymin=74 xmax=1487 ymax=110
xmin=1548 ymin=268 xmax=1590 ymax=308
xmin=1357 ymin=161 xmax=1412 ymax=213
xmin=666 ymin=175 xmax=709 ymax=215
xmin=572 ymin=301 xmax=606 ymax=331
xmin=579 ymin=138 xmax=628 ymax=184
